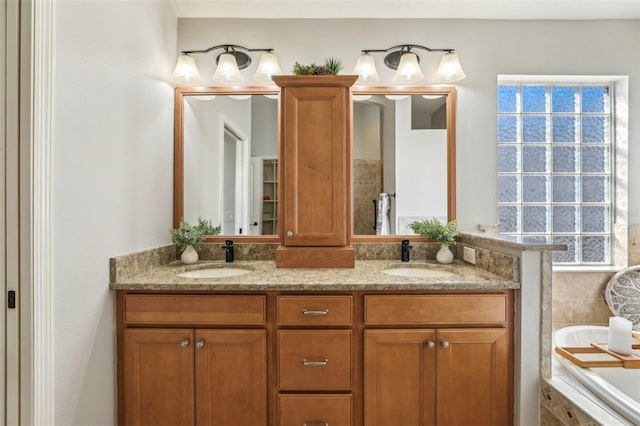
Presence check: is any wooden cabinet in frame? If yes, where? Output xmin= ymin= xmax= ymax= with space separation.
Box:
xmin=118 ymin=291 xmax=512 ymax=426
xmin=273 ymin=76 xmax=357 ymax=268
xmin=118 ymin=294 xmax=267 ymax=426
xmin=276 ymin=295 xmax=354 ymax=425
xmin=363 ymin=295 xmax=512 ymax=426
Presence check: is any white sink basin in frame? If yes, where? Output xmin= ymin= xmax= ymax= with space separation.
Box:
xmin=177 ymin=267 xmax=251 ymax=279
xmin=382 ymin=267 xmax=455 ymax=278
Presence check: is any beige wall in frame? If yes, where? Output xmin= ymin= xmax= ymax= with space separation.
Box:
xmin=552 ymin=224 xmax=640 ymax=329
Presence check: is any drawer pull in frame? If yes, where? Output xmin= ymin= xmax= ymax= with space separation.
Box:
xmin=302 ymin=309 xmax=329 ymax=316
xmin=302 ymin=423 xmax=329 ymax=426
xmin=301 ymin=358 xmax=329 ymax=367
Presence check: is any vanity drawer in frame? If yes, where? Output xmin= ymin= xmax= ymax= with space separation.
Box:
xmin=365 ymin=294 xmax=508 ymax=326
xmin=278 ymin=394 xmax=352 ymax=426
xmin=278 ymin=330 xmax=352 ymax=390
xmin=277 ymin=295 xmax=352 ymax=326
xmin=124 ymin=294 xmax=266 ymax=325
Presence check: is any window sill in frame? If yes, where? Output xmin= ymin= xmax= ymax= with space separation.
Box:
xmin=552 ymin=265 xmax=622 ymax=273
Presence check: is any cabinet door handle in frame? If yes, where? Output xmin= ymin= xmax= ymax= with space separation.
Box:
xmin=426 ymin=340 xmax=435 ymax=349
xmin=441 ymin=340 xmax=450 ymax=349
xmin=302 ymin=308 xmax=329 ymax=316
xmin=301 ymin=358 xmax=329 ymax=367
xmin=180 ymin=339 xmax=190 ymax=348
xmin=302 ymin=423 xmax=329 ymax=426
xmin=287 ymin=230 xmax=294 ymax=237
xmin=196 ymin=340 xmax=205 ymax=349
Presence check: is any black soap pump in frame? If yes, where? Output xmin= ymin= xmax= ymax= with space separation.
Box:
xmin=401 ymin=239 xmax=413 ymax=262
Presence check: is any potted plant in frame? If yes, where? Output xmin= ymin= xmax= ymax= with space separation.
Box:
xmin=292 ymin=57 xmax=343 ymax=75
xmin=408 ymin=218 xmax=458 ymax=264
xmin=169 ymin=218 xmax=221 ymax=264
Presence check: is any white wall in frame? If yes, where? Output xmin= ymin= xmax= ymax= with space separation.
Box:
xmin=183 ymin=96 xmax=251 ymax=227
xmin=395 ymin=97 xmax=448 ymax=227
xmin=53 ymin=1 xmax=176 ymax=424
xmin=177 ymin=18 xmax=640 ymax=230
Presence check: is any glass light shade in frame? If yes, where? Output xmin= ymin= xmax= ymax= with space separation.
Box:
xmin=172 ymin=54 xmax=202 ymax=85
xmin=264 ymin=94 xmax=279 ymax=100
xmin=212 ymin=53 xmax=244 ymax=85
xmin=352 ymin=53 xmax=380 ymax=84
xmin=229 ymin=94 xmax=251 ymax=100
xmin=253 ymin=52 xmax=282 ymax=84
xmin=353 ymin=94 xmax=372 ymax=101
xmin=391 ymin=52 xmax=424 ymax=84
xmin=433 ymin=52 xmax=466 ymax=83
xmin=385 ymin=94 xmax=410 ymax=101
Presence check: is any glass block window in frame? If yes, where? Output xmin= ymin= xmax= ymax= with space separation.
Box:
xmin=498 ymin=83 xmax=613 ymax=265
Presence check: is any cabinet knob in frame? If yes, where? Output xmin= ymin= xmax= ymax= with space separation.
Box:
xmin=426 ymin=340 xmax=435 ymax=350
xmin=441 ymin=340 xmax=450 ymax=349
xmin=287 ymin=230 xmax=294 ymax=237
xmin=301 ymin=358 xmax=329 ymax=367
xmin=196 ymin=340 xmax=205 ymax=349
xmin=180 ymin=339 xmax=190 ymax=348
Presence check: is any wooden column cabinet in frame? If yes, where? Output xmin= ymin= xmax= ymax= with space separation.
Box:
xmin=273 ymin=75 xmax=357 ymax=268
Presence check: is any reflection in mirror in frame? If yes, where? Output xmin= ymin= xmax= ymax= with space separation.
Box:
xmin=181 ymin=93 xmax=278 ymax=236
xmin=352 ymin=93 xmax=451 ymax=236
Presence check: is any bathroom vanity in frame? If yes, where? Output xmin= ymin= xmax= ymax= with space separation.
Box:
xmin=112 ymin=254 xmax=523 ymax=426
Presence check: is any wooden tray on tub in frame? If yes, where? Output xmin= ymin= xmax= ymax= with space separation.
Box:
xmin=555 ymin=332 xmax=640 ymax=369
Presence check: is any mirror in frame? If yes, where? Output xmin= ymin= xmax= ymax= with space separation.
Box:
xmin=174 ymin=86 xmax=455 ymax=239
xmin=352 ymin=88 xmax=456 ymax=237
xmin=174 ymin=87 xmax=280 ymax=237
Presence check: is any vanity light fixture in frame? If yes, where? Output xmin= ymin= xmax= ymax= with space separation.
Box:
xmin=352 ymin=44 xmax=466 ymax=85
xmin=172 ymin=44 xmax=282 ymax=85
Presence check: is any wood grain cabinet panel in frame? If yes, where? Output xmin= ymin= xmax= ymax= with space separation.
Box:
xmin=123 ymin=328 xmax=195 ymax=426
xmin=279 ymin=394 xmax=353 ymax=426
xmin=364 ymin=330 xmax=436 ymax=426
xmin=364 ymin=294 xmax=508 ymax=325
xmin=124 ymin=294 xmax=266 ymax=325
xmin=195 ymin=330 xmax=267 ymax=426
xmin=278 ymin=330 xmax=352 ymax=390
xmin=277 ymin=295 xmax=353 ymax=326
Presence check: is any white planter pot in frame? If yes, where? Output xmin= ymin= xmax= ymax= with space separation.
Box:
xmin=436 ymin=243 xmax=454 ymax=264
xmin=181 ymin=245 xmax=199 ymax=264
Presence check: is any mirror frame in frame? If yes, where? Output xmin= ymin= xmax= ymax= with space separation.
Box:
xmin=174 ymin=85 xmax=456 ymax=243
xmin=350 ymin=86 xmax=456 ymax=242
xmin=174 ymin=86 xmax=281 ymax=242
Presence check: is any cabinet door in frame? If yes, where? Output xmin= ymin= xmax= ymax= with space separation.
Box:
xmin=123 ymin=328 xmax=195 ymax=426
xmin=436 ymin=328 xmax=510 ymax=426
xmin=364 ymin=329 xmax=436 ymax=426
xmin=195 ymin=329 xmax=267 ymax=426
xmin=281 ymin=85 xmax=349 ymax=246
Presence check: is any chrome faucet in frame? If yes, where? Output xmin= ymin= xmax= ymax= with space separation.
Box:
xmin=401 ymin=239 xmax=413 ymax=262
xmin=221 ymin=240 xmax=234 ymax=262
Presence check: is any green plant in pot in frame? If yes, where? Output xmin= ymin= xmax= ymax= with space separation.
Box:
xmin=292 ymin=57 xmax=344 ymax=75
xmin=408 ymin=218 xmax=458 ymax=264
xmin=170 ymin=218 xmax=221 ymax=264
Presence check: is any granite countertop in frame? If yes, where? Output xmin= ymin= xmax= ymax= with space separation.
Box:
xmin=110 ymin=259 xmax=519 ymax=292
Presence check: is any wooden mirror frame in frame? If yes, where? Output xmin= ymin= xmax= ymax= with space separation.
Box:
xmin=350 ymin=86 xmax=456 ymax=243
xmin=174 ymin=85 xmax=456 ymax=243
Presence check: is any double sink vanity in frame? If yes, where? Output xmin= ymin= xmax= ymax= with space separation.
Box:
xmin=111 ymin=75 xmax=563 ymax=425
